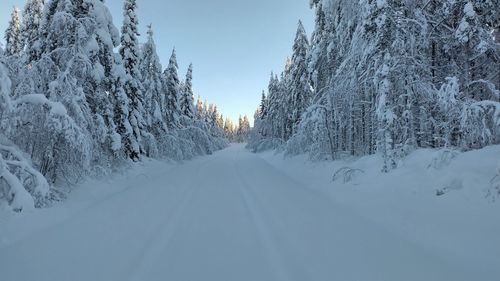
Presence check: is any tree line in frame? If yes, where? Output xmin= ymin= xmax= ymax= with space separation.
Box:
xmin=250 ymin=0 xmax=500 ymax=172
xmin=194 ymin=97 xmax=251 ymax=143
xmin=0 ymin=0 xmax=229 ymax=211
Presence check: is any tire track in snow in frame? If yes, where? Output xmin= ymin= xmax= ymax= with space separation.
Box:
xmin=230 ymin=150 xmax=344 ymax=280
xmin=233 ymin=148 xmax=479 ymax=281
xmin=231 ymin=160 xmax=294 ymax=281
xmin=125 ymin=158 xmax=214 ymax=281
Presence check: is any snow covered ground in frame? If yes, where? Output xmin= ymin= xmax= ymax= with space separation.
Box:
xmin=1 ymin=144 xmax=499 ymax=281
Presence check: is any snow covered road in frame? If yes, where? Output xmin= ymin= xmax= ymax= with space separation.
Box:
xmin=0 ymin=145 xmax=492 ymax=281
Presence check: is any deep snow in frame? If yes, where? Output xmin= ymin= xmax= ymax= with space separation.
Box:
xmin=0 ymin=144 xmax=499 ymax=281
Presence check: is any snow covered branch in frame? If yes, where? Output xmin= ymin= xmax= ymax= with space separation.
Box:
xmin=0 ymin=142 xmax=50 ymax=212
xmin=333 ymin=167 xmax=365 ymax=184
xmin=13 ymin=94 xmax=68 ymax=116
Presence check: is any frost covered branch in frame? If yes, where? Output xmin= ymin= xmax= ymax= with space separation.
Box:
xmin=332 ymin=167 xmax=365 ymax=184
xmin=0 ymin=143 xmax=50 ymax=212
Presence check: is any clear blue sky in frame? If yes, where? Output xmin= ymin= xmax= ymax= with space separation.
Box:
xmin=1 ymin=0 xmax=313 ymax=124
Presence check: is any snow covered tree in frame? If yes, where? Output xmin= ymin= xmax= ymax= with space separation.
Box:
xmin=365 ymin=0 xmax=399 ymax=172
xmin=164 ymin=49 xmax=182 ymax=127
xmin=249 ymin=0 xmax=499 ymax=170
xmin=248 ymin=49 xmax=294 ymax=148
xmin=259 ymin=90 xmax=267 ymax=119
xmin=85 ymin=0 xmax=135 ymax=165
xmin=1 ymin=138 xmax=50 ymax=212
xmin=0 ymin=0 xmax=229 ymax=212
xmin=223 ymin=117 xmax=235 ymax=142
xmin=308 ymin=0 xmax=334 ymax=92
xmin=1 ymin=57 xmax=81 ymax=209
xmin=236 ymin=115 xmax=251 ymax=143
xmin=111 ymin=54 xmax=138 ymax=158
xmin=120 ymin=0 xmax=147 ymax=160
xmin=288 ymin=21 xmax=313 ymax=137
xmin=21 ymin=0 xmax=45 ymax=61
xmin=207 ymin=104 xmax=216 ymax=127
xmin=180 ymin=63 xmax=195 ymax=119
xmin=216 ymin=113 xmax=225 ymax=130
xmin=4 ymin=7 xmax=23 ymax=56
xmin=22 ymin=0 xmax=125 ymax=170
xmin=139 ymin=24 xmax=167 ymax=155
xmin=11 ymin=0 xmax=102 ymax=182
xmin=0 ymin=61 xmax=12 ymax=123
xmin=252 ymin=66 xmax=289 ymax=145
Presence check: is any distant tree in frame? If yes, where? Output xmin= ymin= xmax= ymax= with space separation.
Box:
xmin=236 ymin=115 xmax=251 ymax=143
xmin=164 ymin=49 xmax=182 ymax=127
xmin=259 ymin=90 xmax=267 ymax=118
xmin=180 ymin=63 xmax=195 ymax=119
xmin=5 ymin=7 xmax=23 ymax=56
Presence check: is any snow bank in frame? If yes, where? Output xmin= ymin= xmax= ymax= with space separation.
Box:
xmin=258 ymin=145 xmax=500 ymax=277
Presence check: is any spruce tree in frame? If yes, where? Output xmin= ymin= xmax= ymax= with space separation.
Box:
xmin=180 ymin=63 xmax=195 ymax=119
xmin=87 ymin=0 xmax=129 ymax=157
xmin=289 ymin=21 xmax=312 ymax=137
xmin=0 ymin=62 xmax=12 ymax=118
xmin=120 ymin=0 xmax=146 ymax=159
xmin=140 ymin=25 xmax=168 ymax=137
xmin=260 ymin=90 xmax=267 ymax=118
xmin=5 ymin=7 xmax=23 ymax=56
xmin=164 ymin=49 xmax=182 ymax=127
xmin=21 ymin=0 xmax=45 ymax=61
xmin=308 ymin=1 xmax=332 ymax=91
xmin=195 ymin=96 xmax=204 ymax=120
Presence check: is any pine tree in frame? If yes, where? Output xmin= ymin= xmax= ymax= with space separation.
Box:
xmin=87 ymin=0 xmax=134 ymax=158
xmin=266 ymin=73 xmax=280 ymax=139
xmin=0 ymin=62 xmax=12 ymax=119
xmin=120 ymin=0 xmax=146 ymax=160
xmin=288 ymin=20 xmax=312 ymax=137
xmin=208 ymin=104 xmax=217 ymax=127
xmin=164 ymin=49 xmax=182 ymax=127
xmin=223 ymin=117 xmax=234 ymax=141
xmin=34 ymin=0 xmax=62 ymax=59
xmin=259 ymin=90 xmax=267 ymax=118
xmin=22 ymin=0 xmax=97 ymax=167
xmin=216 ymin=113 xmax=225 ymax=130
xmin=308 ymin=1 xmax=333 ymax=92
xmin=195 ymin=96 xmax=204 ymax=120
xmin=5 ymin=7 xmax=23 ymax=56
xmin=21 ymin=0 xmax=45 ymax=61
xmin=236 ymin=115 xmax=251 ymax=143
xmin=112 ymin=56 xmax=138 ymax=161
xmin=180 ymin=63 xmax=195 ymax=119
xmin=140 ymin=24 xmax=168 ymax=140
